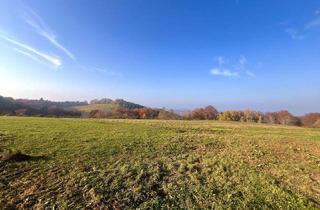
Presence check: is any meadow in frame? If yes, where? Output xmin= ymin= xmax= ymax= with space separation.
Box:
xmin=1 ymin=116 xmax=320 ymax=209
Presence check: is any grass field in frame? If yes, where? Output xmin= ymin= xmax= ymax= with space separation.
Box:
xmin=1 ymin=116 xmax=320 ymax=209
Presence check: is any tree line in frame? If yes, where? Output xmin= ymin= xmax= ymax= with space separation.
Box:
xmin=1 ymin=95 xmax=320 ymax=128
xmin=0 ymin=96 xmax=82 ymax=117
xmin=182 ymin=106 xmax=320 ymax=128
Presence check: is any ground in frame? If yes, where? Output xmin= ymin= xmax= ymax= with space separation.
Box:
xmin=0 ymin=116 xmax=320 ymax=209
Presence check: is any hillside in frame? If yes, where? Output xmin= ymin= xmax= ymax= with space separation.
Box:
xmin=0 ymin=96 xmax=145 ymax=117
xmin=73 ymin=103 xmax=120 ymax=112
xmin=73 ymin=98 xmax=144 ymax=113
xmin=0 ymin=96 xmax=83 ymax=117
xmin=1 ymin=117 xmax=320 ymax=209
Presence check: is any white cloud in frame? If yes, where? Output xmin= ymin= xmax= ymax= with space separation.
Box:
xmin=22 ymin=8 xmax=76 ymax=60
xmin=245 ymin=70 xmax=255 ymax=77
xmin=210 ymin=68 xmax=239 ymax=77
xmin=0 ymin=33 xmax=61 ymax=68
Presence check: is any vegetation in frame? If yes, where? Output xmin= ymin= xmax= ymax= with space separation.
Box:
xmin=183 ymin=105 xmax=219 ymax=120
xmin=1 ymin=95 xmax=320 ymax=127
xmin=0 ymin=96 xmax=83 ymax=117
xmin=1 ymin=116 xmax=320 ymax=209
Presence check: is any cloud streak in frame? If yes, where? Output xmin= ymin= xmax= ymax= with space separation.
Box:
xmin=12 ymin=47 xmax=48 ymax=66
xmin=285 ymin=28 xmax=304 ymax=40
xmin=210 ymin=68 xmax=239 ymax=77
xmin=305 ymin=17 xmax=320 ymax=29
xmin=245 ymin=70 xmax=255 ymax=77
xmin=22 ymin=8 xmax=76 ymax=60
xmin=0 ymin=33 xmax=61 ymax=68
xmin=285 ymin=11 xmax=320 ymax=40
xmin=78 ymin=64 xmax=122 ymax=77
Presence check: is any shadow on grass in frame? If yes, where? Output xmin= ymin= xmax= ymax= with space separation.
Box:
xmin=0 ymin=148 xmax=49 ymax=162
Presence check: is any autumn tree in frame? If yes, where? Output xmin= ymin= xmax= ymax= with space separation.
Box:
xmin=242 ymin=110 xmax=262 ymax=122
xmin=158 ymin=109 xmax=181 ymax=120
xmin=300 ymin=113 xmax=320 ymax=127
xmin=183 ymin=105 xmax=219 ymax=120
xmin=203 ymin=105 xmax=219 ymax=120
xmin=218 ymin=110 xmax=244 ymax=121
xmin=263 ymin=110 xmax=300 ymax=126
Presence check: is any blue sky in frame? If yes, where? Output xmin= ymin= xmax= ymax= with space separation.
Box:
xmin=0 ymin=0 xmax=320 ymax=114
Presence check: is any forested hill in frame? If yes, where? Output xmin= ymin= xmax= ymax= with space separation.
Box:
xmin=0 ymin=96 xmax=145 ymax=117
xmin=88 ymin=98 xmax=144 ymax=109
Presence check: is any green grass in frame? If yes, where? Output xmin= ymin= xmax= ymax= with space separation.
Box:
xmin=73 ymin=103 xmax=119 ymax=112
xmin=1 ymin=117 xmax=320 ymax=209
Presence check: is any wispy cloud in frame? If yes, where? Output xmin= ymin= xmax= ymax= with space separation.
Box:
xmin=210 ymin=68 xmax=239 ymax=77
xmin=78 ymin=64 xmax=122 ymax=77
xmin=22 ymin=8 xmax=76 ymax=60
xmin=210 ymin=55 xmax=255 ymax=78
xmin=239 ymin=55 xmax=247 ymax=65
xmin=305 ymin=17 xmax=320 ymax=29
xmin=12 ymin=47 xmax=48 ymax=66
xmin=285 ymin=11 xmax=320 ymax=40
xmin=285 ymin=28 xmax=304 ymax=40
xmin=245 ymin=70 xmax=255 ymax=77
xmin=94 ymin=68 xmax=122 ymax=76
xmin=0 ymin=33 xmax=61 ymax=68
xmin=215 ymin=56 xmax=226 ymax=66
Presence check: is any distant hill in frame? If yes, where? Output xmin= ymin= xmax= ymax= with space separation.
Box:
xmin=0 ymin=95 xmax=145 ymax=117
xmin=73 ymin=98 xmax=144 ymax=113
xmin=0 ymin=96 xmax=84 ymax=117
xmin=74 ymin=103 xmax=119 ymax=113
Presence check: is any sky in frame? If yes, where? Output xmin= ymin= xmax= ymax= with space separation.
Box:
xmin=0 ymin=0 xmax=320 ymax=115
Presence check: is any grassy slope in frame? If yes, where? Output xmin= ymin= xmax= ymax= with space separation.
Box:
xmin=0 ymin=117 xmax=320 ymax=209
xmin=73 ymin=103 xmax=119 ymax=112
